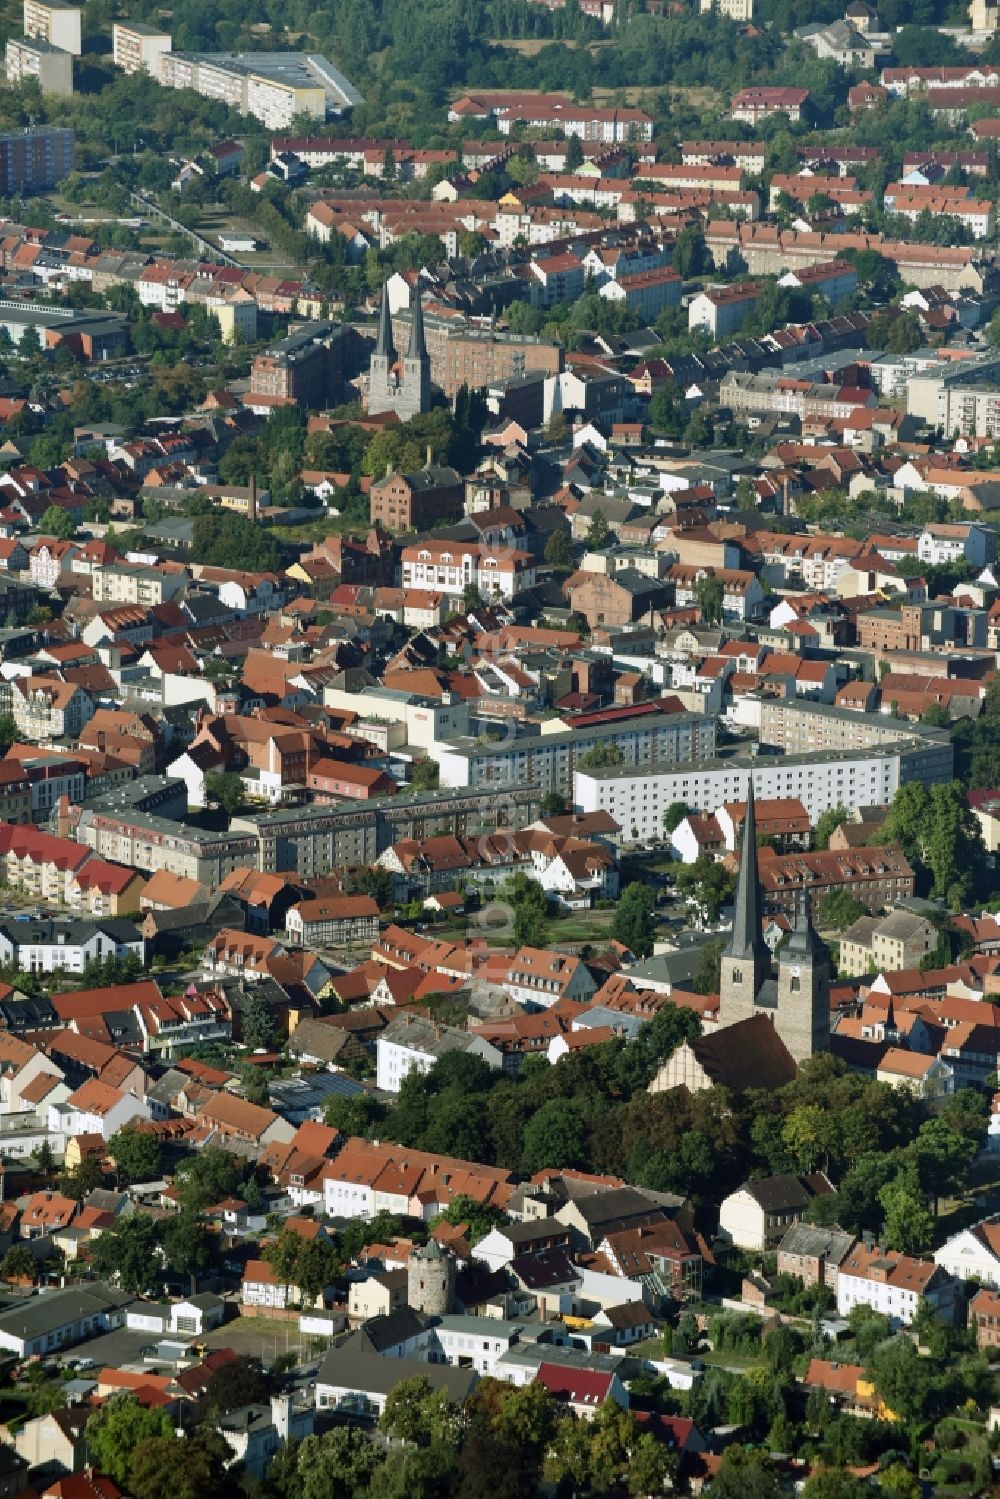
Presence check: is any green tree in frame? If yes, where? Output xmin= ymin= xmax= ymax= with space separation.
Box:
xmin=544 ymin=528 xmax=574 ymax=572
xmin=61 ymin=1152 xmax=104 ymax=1198
xmin=693 ymin=572 xmax=724 ymax=623
xmin=676 ymin=854 xmax=735 ymax=926
xmin=108 ymin=1127 xmax=161 ymax=1185
xmin=869 ymin=308 xmax=922 ymax=355
xmin=544 ymin=411 xmax=569 ymax=446
xmin=611 ymin=881 xmax=656 ymax=958
xmin=816 ymin=890 xmax=867 ymax=932
xmin=502 ymin=872 xmax=550 ymax=949
xmin=565 ymin=134 xmax=584 ymax=171
xmin=692 ymin=937 xmax=725 ymax=996
xmin=86 ymin=1396 xmax=174 ymax=1485
xmin=813 ymin=804 xmax=849 ymax=851
xmin=174 ymin=1146 xmax=242 ymax=1213
xmin=203 ymin=1355 xmax=270 ymax=1414
xmin=294 ymin=1236 xmax=340 ymax=1306
xmin=380 ymin=1377 xmax=461 ymax=1448
xmin=662 ymin=801 xmax=688 ymax=835
xmin=162 ymin=1210 xmax=214 ymax=1293
xmin=802 ymin=1472 xmax=872 ymax=1499
xmin=586 ymin=509 xmax=610 ymax=549
xmin=672 ymin=223 xmax=707 ymax=280
xmin=296 ymin=1429 xmax=383 ymax=1499
xmin=240 ymin=990 xmax=276 ymax=1050
xmin=90 ymin=1212 xmax=161 ymax=1294
xmin=410 ymin=759 xmax=440 ymax=793
xmin=129 ymin=1429 xmax=231 ymax=1499
xmin=521 ymin=1097 xmax=589 ymax=1174
xmin=1 ymin=1244 xmax=35 ymax=1282
xmin=0 ymin=714 xmax=17 ymax=751
xmin=39 ymin=505 xmax=77 ymax=541
xmin=878 ymin=1162 xmax=934 ymax=1254
xmin=204 ymin=770 xmax=244 ymax=816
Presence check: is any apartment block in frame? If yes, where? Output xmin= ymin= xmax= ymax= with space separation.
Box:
xmin=0 ymin=128 xmax=74 ymax=193
xmin=22 ymin=0 xmax=80 ymax=54
xmin=112 ymin=20 xmax=172 ymax=78
xmin=5 ymin=35 xmax=73 ymax=95
xmin=159 ymin=52 xmax=362 ymax=129
xmin=574 ymin=737 xmax=949 ymax=844
xmin=435 ymin=710 xmax=717 ymax=797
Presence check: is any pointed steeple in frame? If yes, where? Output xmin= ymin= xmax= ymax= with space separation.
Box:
xmin=407 ymin=282 xmax=428 ymax=361
xmin=375 ymin=282 xmax=395 ymax=362
xmin=727 ymin=778 xmax=765 ymax=963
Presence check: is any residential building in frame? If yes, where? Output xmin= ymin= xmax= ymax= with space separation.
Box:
xmin=934 ymin=1217 xmax=1000 ymax=1288
xmin=731 ymin=87 xmax=810 ymax=123
xmin=777 ymin=1224 xmax=856 ymax=1289
xmin=158 ymin=51 xmax=363 ymax=129
xmin=285 ymin=895 xmax=380 ymax=948
xmin=836 ymin=1242 xmax=958 ymax=1326
xmin=112 ymin=20 xmax=171 ymax=77
xmin=719 ymin=1173 xmax=833 ymax=1251
xmin=5 ymin=36 xmax=73 ymax=94
xmin=375 ymin=1012 xmax=503 ymax=1092
xmin=838 ymin=908 xmax=938 ymax=976
xmin=22 ymin=0 xmax=80 ymax=54
xmin=574 ymin=737 xmax=947 ymax=844
xmin=0 ymin=127 xmax=74 ymax=191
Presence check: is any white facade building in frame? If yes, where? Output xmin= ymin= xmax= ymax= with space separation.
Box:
xmin=574 ymin=751 xmax=902 ymax=845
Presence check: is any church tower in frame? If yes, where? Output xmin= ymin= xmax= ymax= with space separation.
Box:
xmin=367 ymin=282 xmax=397 ymax=417
xmin=399 ymin=283 xmax=431 ymax=420
xmin=367 ymin=281 xmax=432 ymax=420
xmin=718 ymin=781 xmax=770 ymax=1029
xmin=775 ymin=891 xmax=830 ymax=1063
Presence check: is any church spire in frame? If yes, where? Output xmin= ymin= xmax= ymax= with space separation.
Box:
xmin=408 ymin=282 xmax=428 ymax=361
xmin=728 ymin=779 xmax=765 ymax=963
xmin=375 ymin=282 xmax=395 ymax=362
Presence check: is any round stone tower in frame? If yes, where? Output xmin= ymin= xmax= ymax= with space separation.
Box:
xmin=408 ymin=1237 xmax=454 ymax=1316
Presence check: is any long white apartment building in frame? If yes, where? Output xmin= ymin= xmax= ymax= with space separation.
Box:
xmin=573 ymin=737 xmax=951 ymax=844
xmin=434 ymin=710 xmax=716 ymax=797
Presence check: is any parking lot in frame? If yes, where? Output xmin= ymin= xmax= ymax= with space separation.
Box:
xmin=55 ymin=1326 xmax=154 ymax=1371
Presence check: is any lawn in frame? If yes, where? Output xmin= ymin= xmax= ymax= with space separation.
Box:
xmin=428 ymin=907 xmax=618 ymax=949
xmin=698 ymin=1349 xmax=766 ymax=1371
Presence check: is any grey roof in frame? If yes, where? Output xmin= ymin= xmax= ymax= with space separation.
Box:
xmin=0 ymin=1283 xmax=131 ymax=1343
xmin=379 ymin=1011 xmax=480 ymax=1060
xmin=777 ymin=1223 xmax=855 ymax=1264
xmin=843 ymin=915 xmax=879 ymax=947
xmin=318 ymin=1338 xmax=477 ymax=1402
xmin=741 ymin=1174 xmax=815 ymax=1213
xmin=356 ymin=1306 xmax=430 ymax=1354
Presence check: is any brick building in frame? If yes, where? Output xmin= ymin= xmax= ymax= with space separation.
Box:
xmin=754 ymin=843 xmax=916 ymax=916
xmin=250 ymin=321 xmax=346 ymax=408
xmin=369 ymin=463 xmax=464 ymax=532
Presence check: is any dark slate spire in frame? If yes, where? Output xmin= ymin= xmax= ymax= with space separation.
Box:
xmin=728 ymin=778 xmax=765 ymax=962
xmin=787 ymin=885 xmax=827 ymax=959
xmin=375 ymin=282 xmax=395 ymax=362
xmin=408 ymin=283 xmax=428 ymax=361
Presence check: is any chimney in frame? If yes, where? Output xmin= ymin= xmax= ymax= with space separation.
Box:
xmin=426 ymin=445 xmax=433 ymax=468
xmin=247 ymin=473 xmax=258 ymax=526
xmin=782 ymin=476 xmax=790 ymax=518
